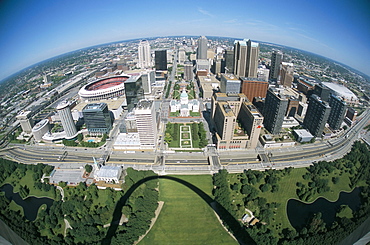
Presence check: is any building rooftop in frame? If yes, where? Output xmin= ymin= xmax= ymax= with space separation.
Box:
xmin=136 ymin=100 xmax=153 ymax=110
xmin=16 ymin=110 xmax=32 ymax=118
xmin=32 ymin=119 xmax=49 ymax=131
xmin=234 ymin=39 xmax=248 ymax=46
xmin=74 ymin=97 xmax=126 ymax=112
xmin=198 ymin=75 xmax=219 ymax=84
xmin=222 ymin=73 xmax=239 ymax=80
xmin=218 ymin=102 xmax=235 ymax=117
xmin=83 ymin=102 xmax=107 ymax=111
xmin=95 ymin=166 xmax=121 ymax=179
xmin=240 ymin=77 xmax=266 ymax=82
xmin=323 ymin=82 xmax=358 ymax=101
xmin=56 ymin=101 xmax=70 ymax=110
xmin=293 ymin=129 xmax=313 ymax=138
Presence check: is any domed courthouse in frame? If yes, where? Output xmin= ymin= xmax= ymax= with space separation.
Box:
xmin=170 ymin=88 xmax=199 ymax=117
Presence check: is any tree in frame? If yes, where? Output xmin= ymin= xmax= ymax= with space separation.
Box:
xmin=59 ymin=181 xmax=67 ymax=188
xmin=332 ymin=176 xmax=339 ymax=184
xmin=85 ymin=164 xmax=93 ymax=173
xmin=260 ymin=184 xmax=270 ymax=192
xmin=164 ymin=132 xmax=172 ymax=144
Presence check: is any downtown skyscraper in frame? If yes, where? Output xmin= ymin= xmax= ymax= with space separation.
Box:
xmin=269 ymin=50 xmax=283 ymax=81
xmin=197 ymin=36 xmax=208 ymax=60
xmin=138 ymin=40 xmax=152 ymax=68
xmin=233 ymin=39 xmax=259 ymax=78
xmin=155 ymin=50 xmax=167 ymax=70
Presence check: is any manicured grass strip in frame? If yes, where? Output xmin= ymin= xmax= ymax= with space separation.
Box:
xmin=139 ymin=175 xmax=237 ymax=245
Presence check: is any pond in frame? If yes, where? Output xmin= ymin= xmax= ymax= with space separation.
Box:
xmin=0 ymin=184 xmax=54 ymax=221
xmin=287 ymin=187 xmax=361 ymax=229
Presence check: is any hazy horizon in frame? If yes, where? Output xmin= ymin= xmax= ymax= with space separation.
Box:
xmin=1 ymin=0 xmax=369 ymax=81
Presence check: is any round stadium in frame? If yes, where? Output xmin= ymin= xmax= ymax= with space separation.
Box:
xmin=78 ymin=76 xmax=130 ymax=101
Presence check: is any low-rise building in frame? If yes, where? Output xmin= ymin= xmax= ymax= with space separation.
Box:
xmin=94 ymin=166 xmax=123 ymax=183
xmin=293 ymin=129 xmax=314 ymax=143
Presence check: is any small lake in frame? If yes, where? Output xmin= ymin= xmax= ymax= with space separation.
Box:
xmin=0 ymin=184 xmax=54 ymax=221
xmin=287 ymin=187 xmax=361 ymax=229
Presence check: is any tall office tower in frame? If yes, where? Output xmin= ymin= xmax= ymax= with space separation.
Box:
xmin=211 ymin=59 xmax=222 ymax=74
xmin=138 ymin=40 xmax=152 ymax=68
xmin=257 ymin=65 xmax=270 ymax=82
xmin=32 ymin=119 xmax=50 ymax=142
xmin=134 ymin=100 xmax=157 ymax=147
xmin=328 ymin=94 xmax=347 ymax=130
xmin=184 ymin=61 xmax=194 ymax=81
xmin=246 ymin=39 xmax=260 ymax=78
xmin=167 ymin=50 xmax=173 ymax=63
xmin=43 ymin=74 xmax=51 ymax=83
xmin=197 ymin=36 xmax=208 ymax=59
xmin=140 ymin=71 xmax=154 ymax=95
xmin=303 ymin=95 xmax=331 ymax=137
xmin=211 ymin=93 xmax=246 ymax=119
xmin=57 ymin=101 xmax=77 ymax=139
xmin=82 ymin=103 xmax=112 ymax=135
xmin=233 ymin=39 xmax=247 ymax=77
xmin=220 ymin=73 xmax=241 ymax=94
xmin=212 ymin=93 xmax=260 ymax=150
xmin=224 ymin=49 xmax=234 ymax=73
xmin=313 ymin=83 xmax=331 ymax=102
xmin=269 ymin=50 xmax=283 ymax=81
xmin=263 ymin=88 xmax=289 ymax=134
xmin=155 ymin=50 xmax=167 ymax=70
xmin=178 ymin=47 xmax=186 ymax=64
xmin=233 ymin=39 xmax=259 ymax=78
xmin=196 ymin=59 xmax=210 ymax=76
xmin=124 ymin=75 xmax=144 ymax=110
xmin=16 ymin=111 xmax=34 ymax=134
xmin=240 ymin=77 xmax=269 ymax=101
xmin=238 ymin=102 xmax=264 ymax=148
xmin=214 ymin=102 xmax=237 ymax=142
xmin=280 ymin=62 xmax=294 ymax=87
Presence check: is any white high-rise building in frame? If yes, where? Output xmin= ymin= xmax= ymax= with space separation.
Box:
xmin=134 ymin=100 xmax=157 ymax=148
xmin=57 ymin=101 xmax=77 ymax=139
xmin=178 ymin=47 xmax=186 ymax=64
xmin=16 ymin=111 xmax=34 ymax=134
xmin=138 ymin=40 xmax=152 ymax=68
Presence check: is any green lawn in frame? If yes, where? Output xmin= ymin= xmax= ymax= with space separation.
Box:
xmin=227 ymin=166 xmax=354 ymax=237
xmin=173 ymin=90 xmax=180 ymax=100
xmin=170 ymin=112 xmax=180 ymax=117
xmin=3 ymin=170 xmax=56 ymax=199
xmin=190 ymin=111 xmax=201 ymax=117
xmin=139 ymin=175 xmax=237 ymax=245
xmin=180 ymin=140 xmax=191 ymax=147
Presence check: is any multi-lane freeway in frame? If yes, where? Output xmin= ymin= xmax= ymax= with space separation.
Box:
xmin=1 ymin=107 xmax=369 ymax=175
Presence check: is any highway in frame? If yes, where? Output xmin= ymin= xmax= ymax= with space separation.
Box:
xmin=1 ymin=107 xmax=369 ymax=175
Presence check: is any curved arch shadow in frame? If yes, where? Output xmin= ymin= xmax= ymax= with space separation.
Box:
xmin=102 ymin=175 xmax=255 ymax=245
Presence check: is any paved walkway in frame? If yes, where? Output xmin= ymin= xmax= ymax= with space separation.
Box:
xmin=210 ymin=202 xmax=237 ymax=242
xmin=56 ymin=186 xmax=65 ymax=202
xmin=134 ymin=201 xmax=164 ymax=245
xmin=64 ymin=217 xmax=72 ymax=237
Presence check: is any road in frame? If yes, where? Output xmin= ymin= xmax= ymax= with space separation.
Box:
xmin=1 ymin=107 xmax=369 ymax=175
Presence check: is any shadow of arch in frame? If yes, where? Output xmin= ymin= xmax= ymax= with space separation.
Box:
xmin=102 ymin=175 xmax=255 ymax=245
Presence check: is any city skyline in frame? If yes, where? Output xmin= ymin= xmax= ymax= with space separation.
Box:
xmin=0 ymin=0 xmax=369 ymax=82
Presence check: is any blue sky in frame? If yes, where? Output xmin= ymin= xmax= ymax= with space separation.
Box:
xmin=0 ymin=0 xmax=369 ymax=81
